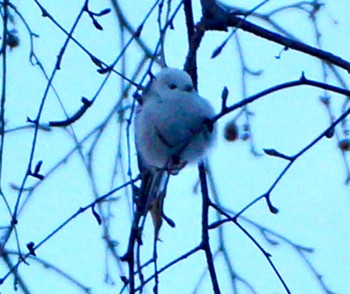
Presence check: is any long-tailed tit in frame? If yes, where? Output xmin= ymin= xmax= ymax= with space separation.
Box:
xmin=134 ymin=68 xmax=216 ymax=233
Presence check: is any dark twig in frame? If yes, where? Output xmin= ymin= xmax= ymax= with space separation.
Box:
xmin=134 ymin=245 xmax=202 ymax=292
xmin=214 ymin=74 xmax=350 ymax=122
xmin=8 ymin=0 xmax=88 ymax=235
xmin=0 ymin=178 xmax=137 ymax=285
xmin=49 ymin=97 xmax=92 ymax=127
xmin=209 ymin=202 xmax=291 ymax=293
xmin=198 ymin=162 xmax=221 ymax=294
xmin=183 ymin=0 xmax=198 ymax=85
xmin=210 ymin=104 xmax=350 ymax=228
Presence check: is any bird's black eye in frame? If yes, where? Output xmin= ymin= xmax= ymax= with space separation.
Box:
xmin=169 ymin=83 xmax=177 ymax=89
xmin=184 ymin=84 xmax=193 ymax=92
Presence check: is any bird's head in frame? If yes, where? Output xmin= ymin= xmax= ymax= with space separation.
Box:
xmin=153 ymin=68 xmax=195 ymax=93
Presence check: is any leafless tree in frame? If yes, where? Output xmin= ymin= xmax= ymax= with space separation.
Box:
xmin=0 ymin=0 xmax=349 ymax=293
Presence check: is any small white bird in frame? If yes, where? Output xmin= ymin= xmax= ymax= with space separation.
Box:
xmin=134 ymin=68 xmax=216 ymax=233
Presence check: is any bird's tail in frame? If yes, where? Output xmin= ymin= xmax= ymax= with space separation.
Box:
xmin=147 ymin=170 xmax=169 ymax=230
xmin=138 ymin=169 xmax=171 ymax=237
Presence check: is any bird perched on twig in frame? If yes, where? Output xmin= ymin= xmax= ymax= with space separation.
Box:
xmin=134 ymin=67 xmax=216 ymax=235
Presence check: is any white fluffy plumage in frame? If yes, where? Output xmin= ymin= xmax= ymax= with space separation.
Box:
xmin=134 ymin=68 xmax=216 ymax=231
xmin=135 ymin=68 xmax=215 ymax=170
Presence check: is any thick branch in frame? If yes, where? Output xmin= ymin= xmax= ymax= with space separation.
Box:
xmin=200 ymin=0 xmax=350 ymax=72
